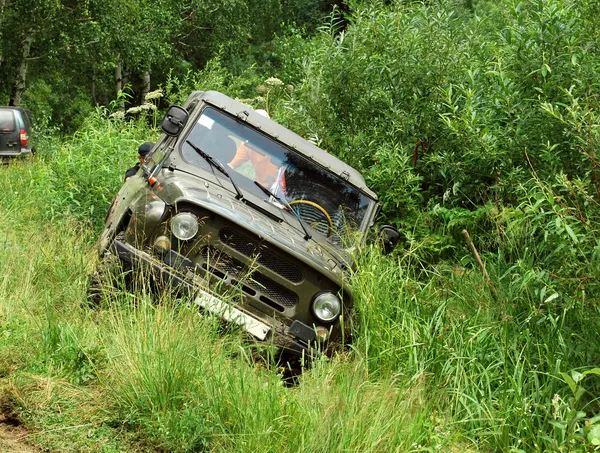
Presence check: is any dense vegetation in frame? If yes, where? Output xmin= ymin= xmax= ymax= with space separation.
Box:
xmin=0 ymin=0 xmax=342 ymax=129
xmin=1 ymin=0 xmax=600 ymax=451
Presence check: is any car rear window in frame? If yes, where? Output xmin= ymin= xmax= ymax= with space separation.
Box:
xmin=0 ymin=110 xmax=15 ymax=132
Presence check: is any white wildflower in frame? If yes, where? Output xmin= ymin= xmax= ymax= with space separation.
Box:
xmin=552 ymin=394 xmax=562 ymax=419
xmin=140 ymin=102 xmax=157 ymax=111
xmin=264 ymin=77 xmax=284 ymax=87
xmin=144 ymin=89 xmax=163 ymax=101
xmin=110 ymin=111 xmax=125 ymax=119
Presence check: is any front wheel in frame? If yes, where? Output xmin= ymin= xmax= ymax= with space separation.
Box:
xmin=86 ymin=261 xmax=108 ymax=307
xmin=85 ymin=252 xmax=128 ymax=307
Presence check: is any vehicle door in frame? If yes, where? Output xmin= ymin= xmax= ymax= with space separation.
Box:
xmin=0 ymin=109 xmax=18 ymax=153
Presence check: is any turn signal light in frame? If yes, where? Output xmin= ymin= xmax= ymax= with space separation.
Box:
xmin=315 ymin=326 xmax=329 ymax=341
xmin=153 ymin=236 xmax=171 ymax=255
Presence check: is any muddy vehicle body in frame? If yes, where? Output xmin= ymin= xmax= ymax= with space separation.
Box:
xmin=95 ymin=91 xmax=398 ymax=356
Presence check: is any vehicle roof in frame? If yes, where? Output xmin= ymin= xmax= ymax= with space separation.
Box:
xmin=185 ymin=91 xmax=377 ymax=200
xmin=0 ymin=106 xmax=31 ymax=114
xmin=0 ymin=107 xmax=32 ymax=122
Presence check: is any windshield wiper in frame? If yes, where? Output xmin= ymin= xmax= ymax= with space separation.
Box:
xmin=186 ymin=140 xmax=244 ymax=200
xmin=254 ymin=181 xmax=312 ymax=241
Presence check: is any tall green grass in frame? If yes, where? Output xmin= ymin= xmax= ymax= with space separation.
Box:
xmin=100 ymin=298 xmax=432 ymax=452
xmin=0 ymin=182 xmax=435 ymax=452
xmin=0 ymin=110 xmax=157 ymax=230
xmin=0 ymin=113 xmax=437 ymax=452
xmin=349 ymin=243 xmax=600 ymax=451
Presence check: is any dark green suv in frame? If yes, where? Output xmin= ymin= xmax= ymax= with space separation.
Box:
xmin=0 ymin=107 xmax=32 ymax=158
xmin=94 ymin=91 xmax=398 ymax=356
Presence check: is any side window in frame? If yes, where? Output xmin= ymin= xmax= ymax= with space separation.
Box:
xmin=15 ymin=112 xmax=24 ymax=130
xmin=22 ymin=111 xmax=32 ymax=130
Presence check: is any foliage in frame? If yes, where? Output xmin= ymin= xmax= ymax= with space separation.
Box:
xmin=0 ymin=131 xmax=435 ymax=451
xmin=348 ymin=242 xmax=600 ymax=451
xmin=0 ymin=0 xmax=339 ymax=128
xmin=267 ymin=0 xmax=600 ymax=251
xmin=0 ymin=101 xmax=595 ymax=451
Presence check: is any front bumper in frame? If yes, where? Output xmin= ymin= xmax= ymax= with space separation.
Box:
xmin=111 ymin=239 xmax=316 ymax=356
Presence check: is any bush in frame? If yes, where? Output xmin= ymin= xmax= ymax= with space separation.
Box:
xmin=268 ymin=0 xmax=600 ymax=254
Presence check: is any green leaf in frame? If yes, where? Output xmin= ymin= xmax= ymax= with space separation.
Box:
xmin=583 ymin=368 xmax=600 ymax=377
xmin=572 ymin=410 xmax=586 ymax=422
xmin=550 ymin=420 xmax=567 ymax=431
xmin=561 ymin=371 xmax=577 ymax=395
xmin=575 ymin=387 xmax=586 ymax=404
xmin=572 ymin=370 xmax=584 ymax=384
xmin=564 ymin=223 xmax=579 ymax=243
xmin=588 ymin=424 xmax=600 ymax=445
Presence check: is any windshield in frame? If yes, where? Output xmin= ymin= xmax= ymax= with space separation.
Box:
xmin=180 ymin=107 xmax=375 ymax=244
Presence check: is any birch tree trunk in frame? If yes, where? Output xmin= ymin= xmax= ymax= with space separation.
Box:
xmin=9 ymin=31 xmax=34 ymax=106
xmin=115 ymin=60 xmax=124 ymax=108
xmin=91 ymin=67 xmax=97 ymax=105
xmin=141 ymin=70 xmax=151 ymax=102
xmin=0 ymin=0 xmax=6 ymax=72
xmin=122 ymin=67 xmax=130 ymax=93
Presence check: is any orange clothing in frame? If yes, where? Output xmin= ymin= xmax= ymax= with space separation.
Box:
xmin=228 ymin=142 xmax=279 ymax=186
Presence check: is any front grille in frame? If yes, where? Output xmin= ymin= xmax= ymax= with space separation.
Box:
xmin=201 ymin=246 xmax=298 ymax=308
xmin=219 ymin=229 xmax=303 ymax=283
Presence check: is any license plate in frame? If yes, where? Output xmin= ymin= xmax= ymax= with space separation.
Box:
xmin=194 ymin=289 xmax=271 ymax=340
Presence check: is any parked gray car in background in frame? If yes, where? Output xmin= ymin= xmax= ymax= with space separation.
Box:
xmin=0 ymin=107 xmax=33 ymax=158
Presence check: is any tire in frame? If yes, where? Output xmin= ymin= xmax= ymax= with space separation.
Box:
xmin=86 ymin=267 xmax=104 ymax=307
xmin=85 ymin=252 xmax=123 ymax=307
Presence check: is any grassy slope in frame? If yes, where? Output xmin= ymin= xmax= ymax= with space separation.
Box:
xmin=0 ymin=184 xmax=433 ymax=452
xmin=0 ymin=122 xmax=438 ymax=452
xmin=0 ymin=112 xmax=597 ymax=452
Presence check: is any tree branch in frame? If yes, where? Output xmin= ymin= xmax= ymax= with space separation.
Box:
xmin=25 ymin=40 xmax=100 ymax=61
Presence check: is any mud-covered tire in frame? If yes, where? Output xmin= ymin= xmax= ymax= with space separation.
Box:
xmin=86 ymin=267 xmax=103 ymax=307
xmin=85 ymin=252 xmax=122 ymax=307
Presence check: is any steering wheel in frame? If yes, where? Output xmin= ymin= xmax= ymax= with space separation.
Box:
xmin=289 ymin=200 xmax=334 ymax=236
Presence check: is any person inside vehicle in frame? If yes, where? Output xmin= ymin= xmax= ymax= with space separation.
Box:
xmin=125 ymin=141 xmax=154 ymax=181
xmin=225 ymin=108 xmax=285 ymax=189
xmin=227 ymin=139 xmax=281 ymax=187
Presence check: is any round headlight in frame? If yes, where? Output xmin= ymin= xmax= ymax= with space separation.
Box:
xmin=170 ymin=212 xmax=199 ymax=241
xmin=312 ymin=292 xmax=341 ymax=322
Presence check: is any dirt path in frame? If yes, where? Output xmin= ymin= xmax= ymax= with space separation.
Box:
xmin=0 ymin=415 xmax=39 ymax=453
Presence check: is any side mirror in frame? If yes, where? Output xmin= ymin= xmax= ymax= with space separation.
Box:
xmin=160 ymin=105 xmax=189 ymax=136
xmin=379 ymin=225 xmax=400 ymax=254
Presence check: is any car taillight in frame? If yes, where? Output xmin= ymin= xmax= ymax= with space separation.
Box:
xmin=19 ymin=129 xmax=28 ymax=146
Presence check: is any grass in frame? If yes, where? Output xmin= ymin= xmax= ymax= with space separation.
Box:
xmin=0 ymin=113 xmax=598 ymax=452
xmin=0 ymin=200 xmax=435 ymax=452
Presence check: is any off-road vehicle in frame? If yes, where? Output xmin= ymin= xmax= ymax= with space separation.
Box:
xmin=94 ymin=91 xmax=398 ymax=356
xmin=0 ymin=107 xmax=33 ymax=158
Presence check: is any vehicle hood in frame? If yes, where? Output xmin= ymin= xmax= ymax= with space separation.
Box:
xmin=155 ymin=170 xmax=353 ymax=281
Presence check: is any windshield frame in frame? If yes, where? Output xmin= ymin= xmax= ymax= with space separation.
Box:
xmin=174 ymin=105 xmax=378 ymax=240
